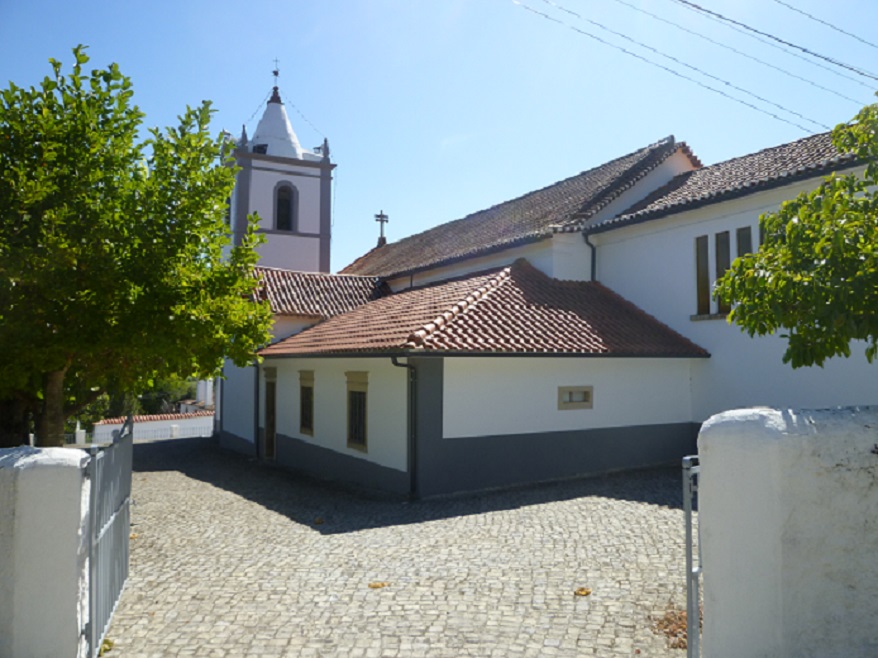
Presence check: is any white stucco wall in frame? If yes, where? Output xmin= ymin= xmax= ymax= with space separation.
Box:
xmin=384 ymin=239 xmax=556 ymax=291
xmin=442 ymin=357 xmax=693 ymax=438
xmin=247 ymin=164 xmax=322 ymax=234
xmin=698 ymin=406 xmax=878 ymax=658
xmin=261 ymin=357 xmax=408 ymax=471
xmin=594 ymin=170 xmax=878 ymax=420
xmin=0 ymin=447 xmax=90 ymax=658
xmin=271 ymin=314 xmax=319 ymax=341
xmin=221 ymin=361 xmax=257 ymax=443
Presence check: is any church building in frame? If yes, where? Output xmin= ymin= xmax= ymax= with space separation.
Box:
xmin=216 ymin=85 xmax=877 ymax=498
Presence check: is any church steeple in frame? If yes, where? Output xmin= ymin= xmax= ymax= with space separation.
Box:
xmin=230 ymin=69 xmax=335 ymax=273
xmin=249 ymin=70 xmax=304 ymax=159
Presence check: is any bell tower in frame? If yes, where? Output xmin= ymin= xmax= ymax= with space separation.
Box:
xmin=229 ymin=76 xmax=334 ymax=273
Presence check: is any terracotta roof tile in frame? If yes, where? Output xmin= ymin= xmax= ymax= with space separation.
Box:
xmin=589 ymin=132 xmax=858 ymax=233
xmin=261 ymin=260 xmax=708 ymax=358
xmin=255 ymin=267 xmax=389 ymax=318
xmin=341 ymin=137 xmax=689 ymax=278
xmin=95 ymin=410 xmax=214 ymax=425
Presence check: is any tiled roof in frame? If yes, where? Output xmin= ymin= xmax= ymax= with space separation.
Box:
xmin=95 ymin=411 xmax=215 ymax=425
xmin=255 ymin=267 xmax=389 ymax=318
xmin=589 ymin=131 xmax=859 ymax=233
xmin=261 ymin=259 xmax=708 ymax=358
xmin=341 ymin=137 xmax=691 ymax=278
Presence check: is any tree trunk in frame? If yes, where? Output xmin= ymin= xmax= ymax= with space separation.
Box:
xmin=36 ymin=368 xmax=68 ymax=447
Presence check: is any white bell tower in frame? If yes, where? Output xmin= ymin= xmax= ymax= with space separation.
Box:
xmin=229 ymin=79 xmax=334 ymax=273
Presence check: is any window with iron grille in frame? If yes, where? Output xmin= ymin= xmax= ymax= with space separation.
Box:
xmin=346 ymin=372 xmax=368 ymax=450
xmin=299 ymin=370 xmax=314 ymax=435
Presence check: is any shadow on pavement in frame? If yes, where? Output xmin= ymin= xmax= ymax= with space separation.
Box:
xmin=133 ymin=436 xmax=686 ymax=535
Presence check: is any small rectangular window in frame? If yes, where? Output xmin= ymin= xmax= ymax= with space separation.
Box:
xmin=736 ymin=226 xmax=752 ymax=258
xmin=695 ymin=235 xmax=710 ymax=315
xmin=715 ymin=231 xmax=731 ymax=314
xmin=299 ymin=370 xmax=314 ymax=436
xmin=558 ymin=386 xmax=593 ymax=410
xmin=346 ymin=372 xmax=368 ymax=450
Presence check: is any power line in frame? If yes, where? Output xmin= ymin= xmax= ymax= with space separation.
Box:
xmin=278 ymin=86 xmax=327 ymax=140
xmin=670 ymin=0 xmax=878 ymax=83
xmin=607 ymin=0 xmax=864 ymax=107
xmin=769 ymin=0 xmax=878 ymax=51
xmin=540 ymin=0 xmax=829 ymax=130
xmin=667 ymin=1 xmax=871 ymax=90
xmin=512 ymin=1 xmax=817 ymax=133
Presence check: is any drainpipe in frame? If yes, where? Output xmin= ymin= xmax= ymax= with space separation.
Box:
xmin=253 ymin=360 xmax=260 ymax=459
xmin=391 ymin=356 xmax=418 ymax=499
xmin=583 ymin=231 xmax=597 ymax=281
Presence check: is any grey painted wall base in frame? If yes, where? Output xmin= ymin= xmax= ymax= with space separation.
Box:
xmin=274 ymin=432 xmax=410 ymax=496
xmin=218 ymin=430 xmax=257 ymax=458
xmin=410 ymin=356 xmax=699 ymax=498
xmin=417 ymin=422 xmax=699 ymax=497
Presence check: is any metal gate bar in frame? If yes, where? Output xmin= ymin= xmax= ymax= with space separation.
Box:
xmin=87 ymin=416 xmax=133 ymax=657
xmin=683 ymin=455 xmax=701 ymax=658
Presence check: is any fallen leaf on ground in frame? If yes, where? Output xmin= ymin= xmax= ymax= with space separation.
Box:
xmin=368 ymin=581 xmax=390 ymax=589
xmin=574 ymin=587 xmax=592 ymax=597
xmin=129 ymin=533 xmax=138 ymax=540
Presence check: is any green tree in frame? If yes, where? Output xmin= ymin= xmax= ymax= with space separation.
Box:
xmin=716 ymin=101 xmax=878 ymax=369
xmin=0 ymin=47 xmax=272 ymax=446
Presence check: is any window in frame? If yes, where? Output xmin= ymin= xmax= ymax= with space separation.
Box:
xmin=737 ymin=226 xmax=752 ymax=258
xmin=695 ymin=235 xmax=710 ymax=316
xmin=346 ymin=372 xmax=368 ymax=450
xmin=558 ymin=386 xmax=593 ymax=410
xmin=299 ymin=370 xmax=314 ymax=435
xmin=715 ymin=231 xmax=731 ymax=314
xmin=275 ymin=183 xmax=298 ymax=232
xmin=252 ymin=144 xmax=268 ymax=154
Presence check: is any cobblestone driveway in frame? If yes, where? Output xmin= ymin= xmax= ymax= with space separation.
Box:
xmin=106 ymin=437 xmax=690 ymax=657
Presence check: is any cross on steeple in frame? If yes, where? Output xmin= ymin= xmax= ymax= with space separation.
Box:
xmin=272 ymin=59 xmax=280 ymax=84
xmin=375 ymin=210 xmax=389 ymax=247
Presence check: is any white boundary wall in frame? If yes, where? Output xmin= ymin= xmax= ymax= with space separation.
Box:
xmin=0 ymin=447 xmax=90 ymax=658
xmin=94 ymin=413 xmax=214 ymax=442
xmin=698 ymin=407 xmax=878 ymax=658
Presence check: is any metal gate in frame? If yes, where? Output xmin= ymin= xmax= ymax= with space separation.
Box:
xmin=683 ymin=455 xmax=701 ymax=658
xmin=85 ymin=417 xmax=133 ymax=657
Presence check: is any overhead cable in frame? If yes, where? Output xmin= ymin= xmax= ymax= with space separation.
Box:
xmin=670 ymin=0 xmax=878 ymax=83
xmin=608 ymin=0 xmax=864 ymax=106
xmin=540 ymin=0 xmax=829 ymax=130
xmin=769 ymin=0 xmax=878 ymax=51
xmin=512 ymin=1 xmax=817 ymax=133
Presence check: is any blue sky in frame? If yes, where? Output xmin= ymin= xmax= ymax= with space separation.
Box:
xmin=2 ymin=0 xmax=876 ymax=271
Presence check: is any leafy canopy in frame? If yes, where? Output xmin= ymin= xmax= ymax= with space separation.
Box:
xmin=0 ymin=46 xmax=272 ymax=442
xmin=716 ymin=100 xmax=878 ymax=368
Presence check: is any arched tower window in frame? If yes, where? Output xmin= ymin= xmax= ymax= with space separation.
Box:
xmin=275 ymin=183 xmax=298 ymax=232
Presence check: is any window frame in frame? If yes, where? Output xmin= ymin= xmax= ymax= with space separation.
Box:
xmin=557 ymin=386 xmax=594 ymax=411
xmin=299 ymin=370 xmax=314 ymax=436
xmin=274 ymin=181 xmax=299 ymax=232
xmin=345 ymin=371 xmax=368 ymax=451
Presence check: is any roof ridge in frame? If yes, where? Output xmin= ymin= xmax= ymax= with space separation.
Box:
xmin=256 ymin=265 xmax=379 ymax=280
xmin=403 ymin=266 xmax=513 ymax=349
xmin=339 ymin=137 xmax=678 ymax=275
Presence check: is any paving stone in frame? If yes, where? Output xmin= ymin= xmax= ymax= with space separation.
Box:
xmin=105 ymin=436 xmax=694 ymax=656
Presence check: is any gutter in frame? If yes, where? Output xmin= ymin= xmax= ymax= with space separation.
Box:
xmin=391 ymin=356 xmax=418 ymax=499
